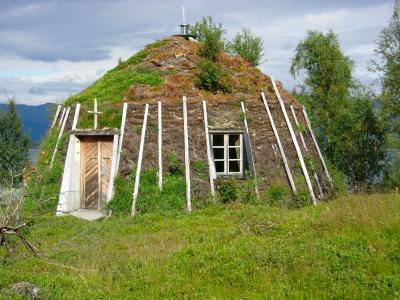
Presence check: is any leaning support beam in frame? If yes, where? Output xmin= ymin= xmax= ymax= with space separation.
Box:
xmin=302 ymin=106 xmax=334 ymax=188
xmin=50 ymin=106 xmax=70 ymax=169
xmin=71 ymin=103 xmax=81 ymax=130
xmin=202 ymin=100 xmax=216 ymax=199
xmin=158 ymin=101 xmax=163 ymax=191
xmin=290 ymin=105 xmax=307 ymax=151
xmin=58 ymin=107 xmax=66 ymax=127
xmin=183 ymin=96 xmax=192 ymax=212
xmin=51 ymin=105 xmax=62 ymax=129
xmin=271 ymin=78 xmax=316 ymax=205
xmin=107 ymin=134 xmax=119 ymax=202
xmin=240 ymin=102 xmax=259 ymax=197
xmin=291 ymin=105 xmax=324 ymax=199
xmin=131 ymin=104 xmax=149 ymax=216
xmin=261 ymin=92 xmax=297 ymax=193
xmin=116 ymin=103 xmax=128 ymax=174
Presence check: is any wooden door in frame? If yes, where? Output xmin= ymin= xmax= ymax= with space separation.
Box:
xmin=80 ymin=136 xmax=114 ymax=210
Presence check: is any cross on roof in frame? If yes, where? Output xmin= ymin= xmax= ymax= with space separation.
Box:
xmin=88 ymin=98 xmax=102 ymax=130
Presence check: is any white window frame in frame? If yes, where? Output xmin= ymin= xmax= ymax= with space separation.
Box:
xmin=211 ymin=133 xmax=243 ymax=176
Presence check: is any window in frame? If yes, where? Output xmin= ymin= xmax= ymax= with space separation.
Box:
xmin=211 ymin=133 xmax=243 ymax=175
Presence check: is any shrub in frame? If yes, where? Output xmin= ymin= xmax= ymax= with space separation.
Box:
xmin=191 ymin=16 xmax=225 ymax=61
xmin=216 ymin=178 xmax=238 ymax=203
xmin=197 ymin=60 xmax=232 ymax=93
xmin=227 ymin=28 xmax=264 ymax=66
xmin=265 ymin=184 xmax=288 ymax=206
xmin=166 ymin=153 xmax=183 ymax=176
xmin=291 ymin=191 xmax=311 ymax=208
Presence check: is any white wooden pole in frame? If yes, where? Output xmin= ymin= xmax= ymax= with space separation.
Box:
xmin=202 ymin=101 xmax=216 ymax=199
xmin=58 ymin=107 xmax=66 ymax=127
xmin=131 ymin=104 xmax=149 ymax=216
xmin=71 ymin=103 xmax=81 ymax=130
xmin=183 ymin=96 xmax=192 ymax=212
xmin=107 ymin=134 xmax=119 ymax=201
xmin=314 ymin=172 xmax=324 ymax=199
xmin=271 ymin=78 xmax=316 ymax=205
xmin=94 ymin=98 xmax=98 ymax=130
xmin=302 ymin=106 xmax=334 ymax=188
xmin=50 ymin=107 xmax=70 ymax=169
xmin=158 ymin=101 xmax=163 ymax=191
xmin=261 ymin=92 xmax=297 ymax=193
xmin=51 ymin=105 xmax=62 ymax=129
xmin=240 ymin=102 xmax=259 ymax=197
xmin=116 ymin=103 xmax=128 ymax=174
xmin=290 ymin=105 xmax=308 ymax=151
xmin=291 ymin=105 xmax=324 ymax=199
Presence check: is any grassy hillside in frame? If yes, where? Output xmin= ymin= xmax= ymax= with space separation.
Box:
xmin=1 ymin=194 xmax=399 ymax=298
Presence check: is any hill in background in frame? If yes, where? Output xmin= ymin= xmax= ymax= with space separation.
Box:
xmin=0 ymin=103 xmax=55 ymax=147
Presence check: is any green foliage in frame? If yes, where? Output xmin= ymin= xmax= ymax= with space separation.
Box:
xmin=144 ymin=39 xmax=168 ymax=50
xmin=106 ymin=175 xmax=134 ymax=215
xmin=264 ymin=184 xmax=288 ymax=206
xmin=166 ymin=153 xmax=183 ymax=176
xmin=65 ymin=51 xmax=162 ymax=105
xmin=227 ymin=28 xmax=264 ymax=66
xmin=216 ymin=178 xmax=238 ymax=203
xmin=328 ymin=161 xmax=348 ymax=196
xmin=191 ymin=16 xmax=225 ymax=61
xmin=373 ymin=2 xmax=400 ymax=138
xmin=0 ymin=99 xmax=30 ymax=186
xmin=291 ymin=31 xmax=386 ymax=187
xmin=197 ymin=60 xmax=232 ymax=93
xmin=2 ymin=194 xmax=400 ymax=298
xmin=291 ymin=191 xmax=311 ymax=208
xmin=192 ymin=160 xmax=207 ymax=179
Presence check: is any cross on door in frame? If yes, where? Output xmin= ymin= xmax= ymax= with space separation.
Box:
xmin=88 ymin=98 xmax=102 ymax=129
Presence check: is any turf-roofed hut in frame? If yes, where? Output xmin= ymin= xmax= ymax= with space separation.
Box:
xmin=34 ymin=35 xmax=334 ymax=220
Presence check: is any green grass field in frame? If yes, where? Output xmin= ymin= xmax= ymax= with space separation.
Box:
xmin=1 ymin=193 xmax=400 ymax=299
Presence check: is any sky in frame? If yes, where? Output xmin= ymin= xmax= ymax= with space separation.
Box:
xmin=0 ymin=0 xmax=394 ymax=105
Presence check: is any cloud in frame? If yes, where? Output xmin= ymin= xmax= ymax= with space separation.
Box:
xmin=0 ymin=0 xmax=394 ymax=105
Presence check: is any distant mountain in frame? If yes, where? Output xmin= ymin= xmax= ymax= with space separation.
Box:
xmin=0 ymin=103 xmax=55 ymax=147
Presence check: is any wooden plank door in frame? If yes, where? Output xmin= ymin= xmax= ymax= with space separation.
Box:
xmin=81 ymin=137 xmax=99 ymax=209
xmin=99 ymin=136 xmax=113 ymax=210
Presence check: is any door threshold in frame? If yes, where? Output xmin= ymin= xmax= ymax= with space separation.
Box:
xmin=69 ymin=209 xmax=106 ymax=221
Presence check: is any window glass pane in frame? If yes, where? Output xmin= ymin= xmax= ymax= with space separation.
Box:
xmin=213 ymin=148 xmax=224 ymax=159
xmin=229 ymin=160 xmax=240 ymax=173
xmin=212 ymin=134 xmax=224 ymax=146
xmin=229 ymin=135 xmax=240 ymax=147
xmin=215 ymin=161 xmax=225 ymax=173
xmin=229 ymin=147 xmax=240 ymax=159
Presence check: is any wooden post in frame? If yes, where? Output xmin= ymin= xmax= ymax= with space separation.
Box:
xmin=158 ymin=101 xmax=163 ymax=191
xmin=291 ymin=105 xmax=324 ymax=199
xmin=290 ymin=105 xmax=307 ymax=151
xmin=107 ymin=135 xmax=120 ymax=201
xmin=71 ymin=103 xmax=81 ymax=130
xmin=88 ymin=98 xmax=102 ymax=130
xmin=50 ymin=107 xmax=70 ymax=169
xmin=202 ymin=101 xmax=215 ymax=199
xmin=58 ymin=107 xmax=66 ymax=127
xmin=302 ymin=106 xmax=334 ymax=188
xmin=314 ymin=173 xmax=324 ymax=199
xmin=271 ymin=78 xmax=316 ymax=205
xmin=240 ymin=102 xmax=259 ymax=197
xmin=131 ymin=104 xmax=149 ymax=216
xmin=116 ymin=103 xmax=128 ymax=174
xmin=183 ymin=96 xmax=191 ymax=212
xmin=51 ymin=105 xmax=62 ymax=129
xmin=261 ymin=92 xmax=297 ymax=193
